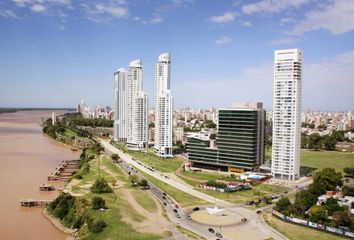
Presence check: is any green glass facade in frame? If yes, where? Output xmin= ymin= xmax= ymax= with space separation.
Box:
xmin=187 ymin=108 xmax=265 ymax=171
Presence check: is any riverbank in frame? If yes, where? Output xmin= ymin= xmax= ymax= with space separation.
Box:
xmin=0 ymin=110 xmax=80 ymax=240
xmin=42 ymin=208 xmax=78 ymax=235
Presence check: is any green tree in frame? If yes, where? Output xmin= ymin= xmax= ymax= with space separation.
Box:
xmin=91 ymin=177 xmax=113 ymax=193
xmin=139 ymin=179 xmax=149 ymax=189
xmin=344 ymin=167 xmax=354 ymax=177
xmin=111 ymin=154 xmax=119 ymax=162
xmin=342 ymin=185 xmax=354 ymax=197
xmin=92 ymin=196 xmax=106 ymax=210
xmin=275 ymin=197 xmax=292 ymax=215
xmin=88 ymin=219 xmax=107 ymax=233
xmin=323 ymin=198 xmax=343 ymax=215
xmin=322 ymin=135 xmax=337 ymax=151
xmin=313 ymin=168 xmax=342 ymax=191
xmin=308 ymin=205 xmax=328 ymax=224
xmin=301 ymin=133 xmax=308 ymax=148
xmin=308 ymin=133 xmax=322 ymax=150
xmin=129 ymin=174 xmax=139 ymax=186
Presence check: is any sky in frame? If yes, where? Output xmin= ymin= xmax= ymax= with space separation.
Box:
xmin=0 ymin=0 xmax=353 ymax=111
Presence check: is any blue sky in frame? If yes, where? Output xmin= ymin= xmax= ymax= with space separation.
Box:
xmin=0 ymin=0 xmax=353 ymax=111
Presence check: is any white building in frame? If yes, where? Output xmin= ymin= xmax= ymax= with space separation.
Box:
xmin=154 ymin=53 xmax=173 ymax=157
xmin=271 ymin=49 xmax=302 ymax=180
xmin=126 ymin=60 xmax=148 ymax=150
xmin=113 ymin=68 xmax=128 ymax=142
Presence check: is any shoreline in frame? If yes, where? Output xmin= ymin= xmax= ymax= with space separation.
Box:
xmin=41 ymin=208 xmax=78 ymax=236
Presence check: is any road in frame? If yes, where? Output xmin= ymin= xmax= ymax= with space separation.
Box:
xmin=100 ymin=139 xmax=288 ymax=240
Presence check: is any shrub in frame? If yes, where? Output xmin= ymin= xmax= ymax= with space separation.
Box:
xmin=91 ymin=177 xmax=113 ymax=193
xmin=88 ymin=219 xmax=107 ymax=233
xmin=92 ymin=196 xmax=106 ymax=210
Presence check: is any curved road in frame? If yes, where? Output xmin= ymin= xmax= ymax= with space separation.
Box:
xmin=100 ymin=139 xmax=288 ymax=240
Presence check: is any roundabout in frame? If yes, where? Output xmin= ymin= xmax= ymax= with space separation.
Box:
xmin=190 ymin=209 xmax=242 ymax=226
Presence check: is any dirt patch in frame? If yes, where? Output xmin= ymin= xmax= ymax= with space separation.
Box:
xmin=119 ymin=188 xmax=170 ymax=234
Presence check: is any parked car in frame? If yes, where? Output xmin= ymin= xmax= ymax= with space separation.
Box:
xmin=187 ymin=215 xmax=192 ymax=220
xmin=175 ymin=204 xmax=179 ymax=208
xmin=215 ymin=232 xmax=223 ymax=238
xmin=175 ymin=213 xmax=180 ymax=218
xmin=193 ymin=207 xmax=200 ymax=211
xmin=173 ymin=209 xmax=178 ymax=213
xmin=241 ymin=218 xmax=248 ymax=222
xmin=256 ymin=210 xmax=262 ymax=214
xmin=208 ymin=228 xmax=215 ymax=233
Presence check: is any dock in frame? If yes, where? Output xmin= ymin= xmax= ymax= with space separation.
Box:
xmin=20 ymin=199 xmax=52 ymax=207
xmin=39 ymin=184 xmax=56 ymax=191
xmin=48 ymin=159 xmax=80 ymax=181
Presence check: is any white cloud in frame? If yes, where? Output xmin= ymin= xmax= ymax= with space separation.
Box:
xmin=268 ymin=38 xmax=297 ymax=45
xmin=215 ymin=36 xmax=232 ymax=44
xmin=30 ymin=4 xmax=46 ymax=13
xmin=242 ymin=0 xmax=309 ymax=14
xmin=210 ymin=11 xmax=237 ymax=24
xmin=142 ymin=17 xmax=163 ymax=24
xmin=94 ymin=3 xmax=128 ymax=18
xmin=242 ymin=21 xmax=252 ymax=27
xmin=0 ymin=9 xmax=18 ymax=18
xmin=291 ymin=0 xmax=354 ymax=35
xmin=59 ymin=25 xmax=66 ymax=31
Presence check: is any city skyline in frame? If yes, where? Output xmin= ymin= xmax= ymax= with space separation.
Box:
xmin=0 ymin=0 xmax=353 ymax=110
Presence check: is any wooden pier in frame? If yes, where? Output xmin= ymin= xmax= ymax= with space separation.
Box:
xmin=48 ymin=159 xmax=80 ymax=181
xmin=39 ymin=184 xmax=55 ymax=191
xmin=20 ymin=199 xmax=52 ymax=207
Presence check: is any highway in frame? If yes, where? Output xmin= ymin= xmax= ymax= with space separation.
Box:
xmin=100 ymin=139 xmax=288 ymax=240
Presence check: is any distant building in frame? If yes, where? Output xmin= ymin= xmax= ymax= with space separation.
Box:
xmin=187 ymin=102 xmax=265 ymax=173
xmin=173 ymin=126 xmax=184 ymax=143
xmin=52 ymin=112 xmax=56 ymax=125
xmin=113 ymin=68 xmax=128 ymax=142
xmin=271 ymin=49 xmax=302 ymax=180
xmin=154 ymin=53 xmax=173 ymax=157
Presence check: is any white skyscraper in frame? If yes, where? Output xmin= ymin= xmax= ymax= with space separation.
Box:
xmin=271 ymin=49 xmax=302 ymax=180
xmin=154 ymin=53 xmax=173 ymax=157
xmin=126 ymin=59 xmax=148 ymax=150
xmin=113 ymin=68 xmax=128 ymax=142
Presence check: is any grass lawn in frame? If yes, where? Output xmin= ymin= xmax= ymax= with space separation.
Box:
xmin=64 ymin=129 xmax=78 ymax=138
xmin=176 ymin=226 xmax=206 ymax=240
xmin=114 ymin=144 xmax=183 ymax=173
xmin=140 ymin=172 xmax=208 ymax=208
xmin=263 ymin=213 xmax=347 ymax=240
xmin=197 ymin=183 xmax=289 ymax=204
xmin=177 ymin=170 xmax=290 ymax=204
xmin=72 ymin=154 xmax=166 ymax=240
xmin=266 ymin=148 xmax=354 ymax=174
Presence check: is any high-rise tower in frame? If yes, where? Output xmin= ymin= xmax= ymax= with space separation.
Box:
xmin=271 ymin=49 xmax=302 ymax=180
xmin=154 ymin=53 xmax=173 ymax=157
xmin=126 ymin=60 xmax=148 ymax=150
xmin=113 ymin=68 xmax=128 ymax=142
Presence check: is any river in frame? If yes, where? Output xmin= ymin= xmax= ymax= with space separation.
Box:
xmin=0 ymin=110 xmax=80 ymax=240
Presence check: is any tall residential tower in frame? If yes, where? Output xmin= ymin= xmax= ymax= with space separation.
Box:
xmin=113 ymin=68 xmax=128 ymax=142
xmin=154 ymin=53 xmax=173 ymax=157
xmin=126 ymin=59 xmax=148 ymax=150
xmin=271 ymin=49 xmax=302 ymax=180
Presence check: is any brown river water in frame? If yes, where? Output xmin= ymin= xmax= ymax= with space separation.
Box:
xmin=0 ymin=110 xmax=80 ymax=240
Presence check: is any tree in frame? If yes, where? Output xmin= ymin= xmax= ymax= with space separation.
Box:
xmin=301 ymin=133 xmax=308 ymax=149
xmin=204 ymin=120 xmax=217 ymax=129
xmin=308 ymin=205 xmax=328 ymax=224
xmin=129 ymin=174 xmax=139 ymax=186
xmin=92 ymin=196 xmax=106 ymax=210
xmin=322 ymin=135 xmax=337 ymax=151
xmin=275 ymin=197 xmax=292 ymax=215
xmin=323 ymin=197 xmax=343 ymax=215
xmin=111 ymin=154 xmax=119 ymax=162
xmin=313 ymin=168 xmax=342 ymax=191
xmin=308 ymin=133 xmax=322 ymax=150
xmin=91 ymin=177 xmax=113 ymax=193
xmin=139 ymin=179 xmax=149 ymax=189
xmin=88 ymin=219 xmax=107 ymax=233
xmin=344 ymin=167 xmax=354 ymax=177
xmin=342 ymin=185 xmax=354 ymax=197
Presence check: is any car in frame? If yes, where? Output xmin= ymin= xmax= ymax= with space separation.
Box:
xmin=162 ymin=196 xmax=166 ymax=200
xmin=175 ymin=213 xmax=180 ymax=218
xmin=162 ymin=192 xmax=167 ymax=196
xmin=215 ymin=232 xmax=223 ymax=238
xmin=208 ymin=228 xmax=215 ymax=233
xmin=175 ymin=204 xmax=179 ymax=208
xmin=173 ymin=209 xmax=178 ymax=213
xmin=187 ymin=215 xmax=192 ymax=220
xmin=241 ymin=218 xmax=247 ymax=222
xmin=256 ymin=210 xmax=262 ymax=214
xmin=193 ymin=207 xmax=200 ymax=211
xmin=163 ymin=202 xmax=167 ymax=206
